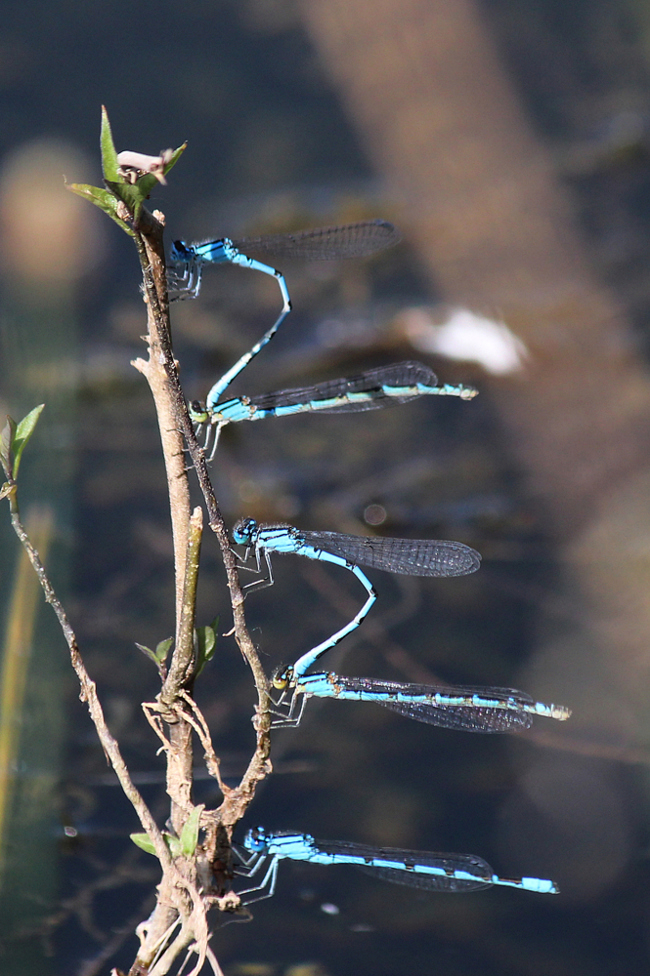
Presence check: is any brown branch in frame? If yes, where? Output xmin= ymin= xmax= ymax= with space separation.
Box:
xmin=126 ymin=204 xmax=272 ymax=965
xmin=133 ymin=211 xmax=272 ymax=830
xmin=162 ymin=507 xmax=203 ymax=704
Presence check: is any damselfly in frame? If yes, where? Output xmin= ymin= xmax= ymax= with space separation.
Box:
xmin=169 ymin=220 xmax=400 ymax=410
xmin=270 ymin=667 xmax=571 ymax=731
xmin=237 ymin=827 xmax=559 ymax=903
xmin=232 ymin=518 xmax=480 ymax=677
xmin=190 ymin=361 xmax=478 ymax=458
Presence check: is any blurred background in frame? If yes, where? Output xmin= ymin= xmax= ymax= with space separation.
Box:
xmin=1 ymin=0 xmax=650 ymax=973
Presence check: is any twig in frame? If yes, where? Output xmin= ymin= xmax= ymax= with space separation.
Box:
xmin=133 ymin=214 xmax=272 ymax=829
xmin=177 ymin=690 xmax=232 ymax=796
xmin=162 ymin=508 xmax=204 ymax=704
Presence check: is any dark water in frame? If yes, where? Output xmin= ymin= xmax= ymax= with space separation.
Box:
xmin=0 ymin=2 xmax=649 ymax=974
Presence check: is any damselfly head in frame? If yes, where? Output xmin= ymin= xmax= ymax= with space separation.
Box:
xmin=232 ymin=518 xmax=258 ymax=545
xmin=188 ymin=400 xmax=209 ymax=424
xmin=170 ymin=240 xmax=192 ymax=262
xmin=244 ymin=827 xmax=268 ymax=852
xmin=271 ymin=665 xmax=293 ymax=690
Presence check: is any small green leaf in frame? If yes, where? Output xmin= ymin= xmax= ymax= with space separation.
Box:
xmin=155 ymin=637 xmax=174 ymax=664
xmin=104 ymin=179 xmax=145 ymax=227
xmin=136 ymin=637 xmax=173 ymax=671
xmin=100 ymin=106 xmax=120 ymax=182
xmin=67 ymin=182 xmax=117 ymax=211
xmin=15 ymin=404 xmax=44 ymax=442
xmin=67 ymin=182 xmax=135 ymax=238
xmin=131 ymin=831 xmax=183 ymax=857
xmin=135 ymin=642 xmax=157 ymax=664
xmin=10 ymin=405 xmax=44 ymax=480
xmin=195 ymin=619 xmax=218 ymax=677
xmin=197 ymin=626 xmax=215 ymax=659
xmin=167 ymin=835 xmax=182 ymax=858
xmin=130 ymin=832 xmax=158 ymax=855
xmin=180 ymin=805 xmax=203 ymax=857
xmin=156 ymin=141 xmax=186 ymax=182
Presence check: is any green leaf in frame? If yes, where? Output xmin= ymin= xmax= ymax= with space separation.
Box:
xmin=163 ymin=142 xmax=187 ymax=175
xmin=104 ymin=179 xmax=145 ymax=227
xmin=135 ymin=642 xmax=157 ymax=664
xmin=167 ymin=835 xmax=182 ymax=857
xmin=195 ymin=618 xmax=218 ymax=677
xmin=71 ymin=109 xmax=146 ymax=232
xmin=100 ymin=106 xmax=120 ymax=182
xmin=130 ymin=830 xmax=183 ymax=858
xmin=155 ymin=637 xmax=174 ymax=664
xmin=9 ymin=405 xmax=44 ymax=480
xmin=136 ymin=637 xmax=173 ymax=671
xmin=67 ymin=183 xmax=135 ymax=238
xmin=180 ymin=805 xmax=203 ymax=857
xmin=130 ymin=832 xmax=158 ymax=855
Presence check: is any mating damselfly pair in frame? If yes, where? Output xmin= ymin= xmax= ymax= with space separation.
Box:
xmin=232 ymin=517 xmax=570 ymax=733
xmin=168 ymin=219 xmax=478 ymax=457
